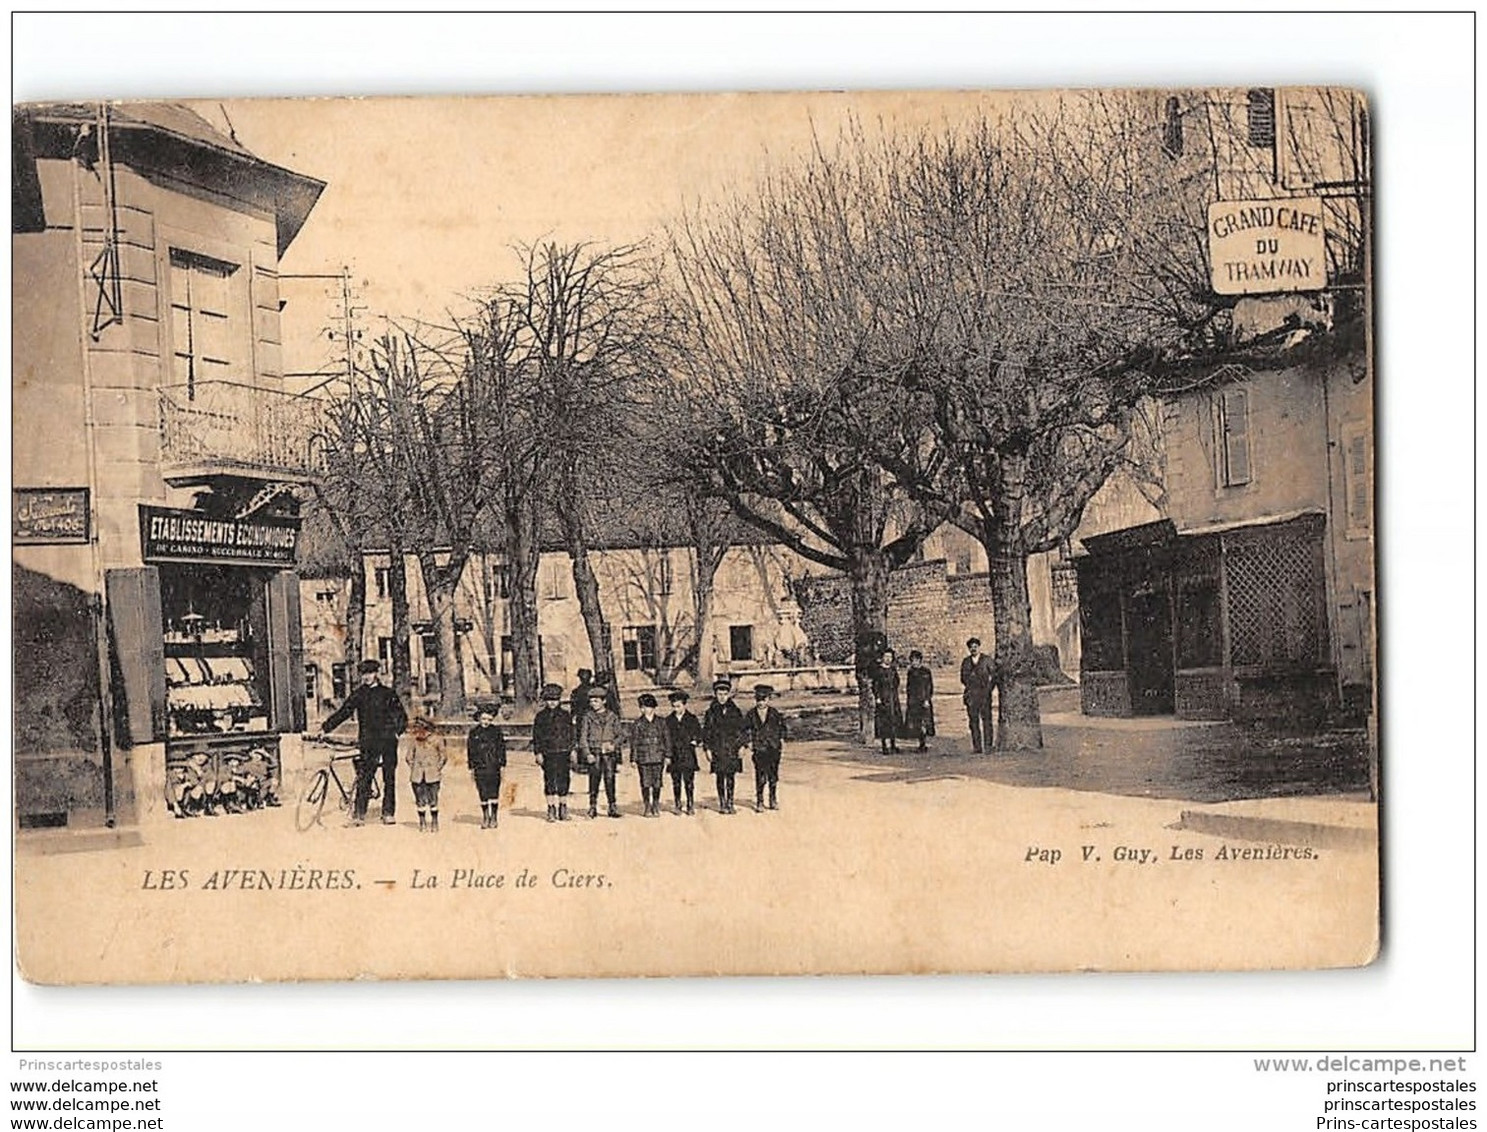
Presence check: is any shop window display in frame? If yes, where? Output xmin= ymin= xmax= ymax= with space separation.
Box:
xmin=159 ymin=564 xmax=282 ymax=816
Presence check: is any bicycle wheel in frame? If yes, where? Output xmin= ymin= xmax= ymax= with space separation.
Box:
xmin=295 ymin=768 xmax=330 ymax=832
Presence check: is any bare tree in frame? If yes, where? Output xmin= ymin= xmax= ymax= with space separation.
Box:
xmin=484 ymin=241 xmax=669 ymax=709
xmin=316 ymin=366 xmax=419 ymax=702
xmin=666 ymin=133 xmax=949 ymax=738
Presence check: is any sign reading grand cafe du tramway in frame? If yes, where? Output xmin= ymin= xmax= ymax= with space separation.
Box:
xmin=1207 ymin=196 xmax=1327 ymax=296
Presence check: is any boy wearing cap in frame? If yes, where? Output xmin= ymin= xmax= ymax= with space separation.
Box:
xmin=532 ymin=683 xmax=575 ymax=822
xmin=743 ymin=685 xmax=787 ymax=812
xmin=701 ymin=678 xmax=746 ymax=814
xmin=628 ymin=693 xmax=670 ymax=817
xmin=407 ymin=714 xmax=448 ymax=832
xmin=578 ymin=686 xmax=624 ymax=819
xmin=467 ymin=703 xmax=508 ymax=829
xmin=665 ymin=690 xmax=702 ymax=815
xmin=322 ymin=659 xmax=408 ymax=826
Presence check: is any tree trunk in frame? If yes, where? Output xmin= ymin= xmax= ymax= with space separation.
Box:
xmin=694 ymin=569 xmax=716 ymax=688
xmin=556 ymin=469 xmax=616 ymax=711
xmin=478 ymin=555 xmax=500 ymax=695
xmin=417 ymin=551 xmax=467 ymax=719
xmin=344 ymin=559 xmax=366 ymax=681
xmin=388 ymin=540 xmax=414 ymax=705
xmin=504 ymin=494 xmax=542 ymax=709
xmin=848 ymin=549 xmax=892 ymax=744
xmin=569 ymin=544 xmax=615 ymax=708
xmin=986 ymin=453 xmax=1044 ymax=750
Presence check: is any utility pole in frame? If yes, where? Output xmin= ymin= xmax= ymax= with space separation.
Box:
xmin=282 ymin=265 xmax=367 ymax=397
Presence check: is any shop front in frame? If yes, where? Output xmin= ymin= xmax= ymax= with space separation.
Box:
xmin=1076 ymin=512 xmax=1333 ymax=724
xmin=109 ymin=501 xmax=306 ymax=819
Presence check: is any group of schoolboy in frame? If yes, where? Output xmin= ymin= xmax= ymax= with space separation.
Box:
xmin=325 ymin=660 xmax=787 ymax=829
xmin=527 ymin=674 xmax=787 ymax=821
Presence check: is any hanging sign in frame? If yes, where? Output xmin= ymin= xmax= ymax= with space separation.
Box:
xmin=1207 ymin=197 xmax=1327 ymax=295
xmin=13 ymin=488 xmax=90 ymax=544
xmin=140 ymin=505 xmax=299 ymax=566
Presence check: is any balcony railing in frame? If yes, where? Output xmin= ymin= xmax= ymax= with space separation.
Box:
xmin=159 ymin=381 xmax=326 ymax=482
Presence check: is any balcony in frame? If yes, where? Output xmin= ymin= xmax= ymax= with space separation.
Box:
xmin=159 ymin=381 xmax=327 ymax=486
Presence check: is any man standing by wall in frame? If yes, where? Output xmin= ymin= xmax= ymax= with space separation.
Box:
xmin=960 ymin=638 xmax=997 ymax=754
xmin=322 ymin=659 xmax=408 ymax=825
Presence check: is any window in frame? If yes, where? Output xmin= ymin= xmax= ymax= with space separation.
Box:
xmin=500 ymin=635 xmax=515 ymax=692
xmin=1161 ymin=95 xmax=1184 ymax=158
xmin=657 ymin=553 xmax=674 ymax=596
xmin=419 ymin=633 xmax=440 ymax=695
xmin=1174 ymin=543 xmax=1223 ymax=669
xmin=1051 ymin=563 xmax=1079 ymax=611
xmin=378 ymin=637 xmax=393 ymax=667
xmin=622 ymin=625 xmax=658 ymax=673
xmin=1341 ymin=421 xmax=1372 ymax=537
xmin=485 ymin=563 xmax=511 ymax=603
xmin=954 ymin=551 xmax=975 ymax=575
xmin=1246 ymin=89 xmax=1276 ymax=148
xmin=315 ymin=588 xmax=338 ymax=604
xmin=540 ymin=636 xmax=566 ymax=687
xmin=729 ymin=624 xmax=754 ymax=662
xmin=331 ymin=663 xmax=347 ymax=702
xmin=304 ymin=664 xmax=319 ymax=704
xmin=373 ymin=566 xmax=390 ymax=601
xmin=540 ymin=560 xmax=571 ymax=601
xmin=169 ymin=248 xmax=238 ymax=397
xmin=1216 ymin=388 xmax=1252 ymax=488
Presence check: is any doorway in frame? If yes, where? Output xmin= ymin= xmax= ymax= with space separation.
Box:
xmin=1126 ymin=586 xmax=1175 ymax=715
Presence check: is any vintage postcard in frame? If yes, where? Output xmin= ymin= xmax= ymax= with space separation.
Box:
xmin=12 ymin=88 xmax=1377 ymax=984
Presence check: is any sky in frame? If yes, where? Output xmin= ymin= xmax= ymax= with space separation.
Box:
xmin=204 ymin=91 xmax=1015 ymax=383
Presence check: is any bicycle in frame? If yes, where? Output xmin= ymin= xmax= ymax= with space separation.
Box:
xmin=295 ymin=745 xmax=380 ymax=832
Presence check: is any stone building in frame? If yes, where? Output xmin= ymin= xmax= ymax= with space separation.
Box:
xmin=13 ymin=103 xmax=324 ymax=828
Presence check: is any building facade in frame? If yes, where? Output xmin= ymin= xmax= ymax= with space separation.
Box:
xmin=13 ymin=103 xmax=324 ymax=828
xmin=1075 ymin=336 xmax=1371 ymax=723
xmin=302 ymin=541 xmax=824 ymax=721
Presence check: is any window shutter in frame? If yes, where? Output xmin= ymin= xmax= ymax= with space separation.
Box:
xmin=104 ymin=567 xmax=166 ymax=745
xmin=266 ymin=571 xmax=306 ymax=732
xmin=1246 ymin=89 xmax=1276 ymax=148
xmin=1221 ymin=389 xmax=1251 ymax=486
xmin=1345 ymin=427 xmax=1372 ymax=531
xmin=1162 ymin=96 xmax=1184 ymax=158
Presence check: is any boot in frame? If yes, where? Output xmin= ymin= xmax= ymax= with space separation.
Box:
xmin=608 ymin=803 xmax=621 ymax=819
xmin=545 ymin=804 xmax=555 ymax=823
xmin=589 ymin=800 xmax=599 ymax=819
xmin=418 ymin=810 xmax=427 ymax=832
xmin=430 ymin=810 xmax=439 ymax=833
xmin=769 ymin=784 xmax=778 ymax=810
xmin=558 ymin=802 xmax=569 ymax=821
xmin=756 ymin=794 xmax=765 ymax=813
xmin=490 ymin=805 xmax=497 ymax=829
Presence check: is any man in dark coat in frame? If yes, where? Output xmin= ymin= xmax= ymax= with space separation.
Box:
xmin=322 ymin=659 xmax=408 ymax=826
xmin=701 ymin=678 xmax=746 ymax=814
xmin=532 ymin=683 xmax=575 ymax=822
xmin=742 ymin=684 xmax=787 ymax=812
xmin=665 ymin=689 xmax=703 ymax=815
xmin=960 ymin=637 xmax=997 ymax=754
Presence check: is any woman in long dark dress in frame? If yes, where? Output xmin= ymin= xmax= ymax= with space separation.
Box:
xmin=904 ymin=649 xmax=936 ymax=752
xmin=871 ymin=648 xmax=904 ymax=755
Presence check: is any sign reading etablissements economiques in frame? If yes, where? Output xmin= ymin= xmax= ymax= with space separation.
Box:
xmin=1207 ymin=197 xmax=1327 ymax=296
xmin=139 ymin=504 xmax=299 ymax=567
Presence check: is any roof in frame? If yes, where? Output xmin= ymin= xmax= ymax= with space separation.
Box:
xmin=19 ymin=101 xmax=324 ymax=256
